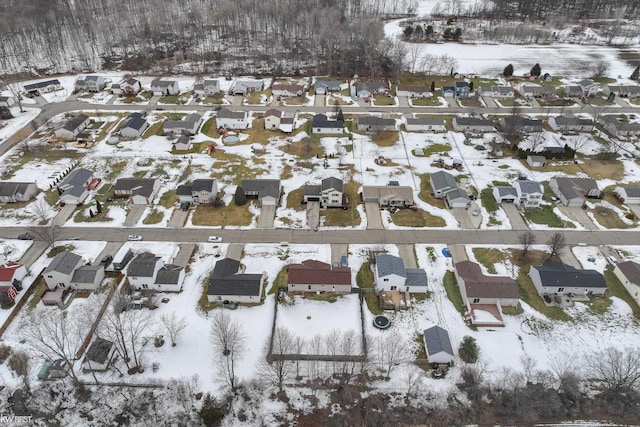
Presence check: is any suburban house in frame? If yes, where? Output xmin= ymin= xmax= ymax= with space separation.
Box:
xmin=500 ymin=116 xmax=544 ymax=134
xmin=362 ymin=185 xmax=414 ymax=207
xmin=423 ymin=326 xmax=454 ymax=365
xmin=70 ymin=265 xmax=105 ymax=291
xmin=57 ymin=167 xmax=94 ymax=205
xmin=430 ymin=171 xmax=458 ymax=198
xmin=454 ymin=260 xmax=520 ymax=327
xmin=374 ymin=254 xmax=427 ymax=294
xmin=42 ymin=251 xmax=84 ymax=307
xmin=0 ymin=262 xmax=28 ymax=303
xmin=279 ymin=117 xmax=294 ymax=133
xmin=216 ymin=108 xmax=250 ymax=129
xmin=528 ymin=262 xmax=607 ymax=298
xmin=311 ymin=114 xmax=343 ymax=134
xmin=119 ymin=112 xmax=149 ymax=138
xmin=452 ymin=117 xmax=495 ymax=133
xmin=493 ymin=180 xmax=543 ymax=208
xmin=287 ymin=259 xmax=351 ymax=293
xmin=203 ymin=79 xmax=220 ymax=96
xmin=232 ymin=80 xmax=264 ymax=96
xmin=23 ymin=79 xmax=62 ymax=96
xmin=614 ymin=185 xmax=640 ymax=204
xmin=562 ymin=85 xmax=584 ymax=98
xmin=441 ymin=86 xmax=456 ymax=98
xmin=599 ymin=116 xmax=640 ymax=138
xmin=396 ymin=85 xmax=431 ymax=98
xmin=0 ymin=95 xmax=15 ymax=108
xmin=172 ymin=135 xmax=192 ymax=151
xmin=151 ymin=79 xmax=180 ymax=96
xmin=549 ymin=176 xmax=601 ymax=207
xmin=477 ymin=86 xmax=515 ymax=98
xmin=493 ymin=186 xmax=518 ymax=204
xmin=81 ymin=338 xmax=116 ymax=373
xmin=548 ymin=116 xmax=594 ymax=132
xmin=271 ymin=84 xmax=304 ymax=97
xmin=162 ymin=113 xmax=202 ymax=136
xmin=577 ymin=79 xmax=599 ymax=97
xmin=604 ymin=85 xmax=640 ymax=99
xmin=264 ymin=109 xmax=282 ymax=130
xmin=614 ymin=261 xmax=640 ymax=307
xmin=0 ymin=181 xmax=38 ymax=203
xmin=127 ymin=252 xmax=185 ymax=292
xmin=526 ymin=155 xmax=547 ymax=168
xmin=445 ymin=188 xmax=470 ymax=209
xmin=54 ymin=114 xmax=91 ymax=141
xmin=453 ymin=81 xmax=471 ymax=98
xmin=303 ymin=177 xmax=345 ymax=208
xmin=356 ymin=81 xmax=388 ymax=98
xmin=520 ymin=85 xmax=556 ymax=99
xmin=114 ymin=178 xmax=160 ymax=205
xmin=176 ymin=178 xmax=218 ymax=205
xmin=240 ymin=179 xmax=281 ymax=206
xmin=207 ymin=258 xmax=266 ymax=304
xmin=313 ymin=80 xmax=341 ymax=95
xmin=357 ymin=117 xmax=396 ymax=132
xmin=112 ymin=78 xmax=141 ymax=95
xmin=75 ymin=75 xmax=106 ymax=92
xmin=405 ymin=117 xmax=445 ymax=132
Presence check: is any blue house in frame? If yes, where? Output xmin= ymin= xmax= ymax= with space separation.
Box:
xmin=441 ymin=86 xmax=456 ymax=98
xmin=454 ymin=81 xmax=471 ymax=98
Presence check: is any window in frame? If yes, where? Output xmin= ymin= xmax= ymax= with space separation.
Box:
xmin=558 ymin=287 xmax=564 ymax=292
xmin=473 ymin=298 xmax=480 ymax=303
xmin=391 ymin=286 xmax=397 ymax=291
xmin=307 ymin=285 xmax=311 ymax=290
xmin=142 ymin=284 xmax=148 ymax=289
xmin=383 ymin=278 xmax=389 ymax=282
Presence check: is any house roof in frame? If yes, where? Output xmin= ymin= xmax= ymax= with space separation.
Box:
xmin=235 ymin=80 xmax=263 ymax=90
xmin=0 ymin=182 xmax=35 ymax=198
xmin=45 ymin=251 xmax=83 ymax=275
xmin=217 ymin=108 xmax=246 ymax=119
xmin=271 ymin=84 xmax=304 ymax=92
xmin=265 ymin=108 xmax=282 ymax=118
xmin=553 ymin=116 xmax=593 ymax=126
xmin=358 ymin=117 xmax=395 ymax=127
xmin=514 ymin=180 xmax=543 ymax=195
xmin=531 ymin=262 xmax=606 ymax=289
xmin=552 ymin=176 xmax=600 ymax=200
xmin=312 ymin=114 xmax=343 ymax=129
xmin=376 ymin=254 xmax=407 ymax=278
xmin=192 ymin=179 xmax=217 ymax=192
xmin=24 ymin=79 xmax=61 ymax=91
xmin=115 ymin=178 xmax=157 ymax=198
xmin=502 ymin=115 xmax=543 ymax=130
xmin=208 ymin=258 xmax=263 ymax=297
xmin=454 ymin=117 xmax=494 ymax=128
xmin=362 ymin=185 xmax=414 ymax=203
xmin=0 ymin=262 xmax=24 ymax=282
xmin=527 ymin=155 xmax=546 ymax=163
xmin=423 ymin=326 xmax=454 ymax=357
xmin=406 ymin=269 xmax=428 ymax=287
xmin=63 ymin=114 xmax=89 ymax=132
xmin=71 ymin=265 xmax=103 ymax=284
xmin=495 ymin=186 xmax=517 ymax=197
xmin=85 ymin=338 xmax=114 ymax=364
xmin=124 ymin=78 xmax=139 ymax=86
xmin=176 ymin=184 xmax=192 ymax=196
xmin=545 ymin=146 xmax=565 ymax=153
xmin=287 ymin=259 xmax=351 ymax=286
xmin=154 ymin=264 xmax=184 ymax=285
xmin=617 ymin=261 xmax=640 ymax=286
xmin=304 ymin=184 xmax=321 ymax=197
xmin=619 ymin=185 xmax=640 ymax=198
xmin=455 ymin=261 xmax=520 ymax=299
xmin=321 ymin=177 xmax=343 ymax=193
xmin=204 ymin=79 xmax=219 ymax=87
xmin=430 ymin=171 xmax=457 ymax=191
xmin=174 ymin=135 xmax=190 ymax=146
xmin=123 ymin=116 xmax=147 ymax=131
xmin=127 ymin=252 xmax=161 ymax=277
xmin=397 ymin=85 xmax=430 ymax=92
xmin=445 ymin=188 xmax=469 ymax=202
xmin=241 ymin=179 xmax=280 ymax=199
xmin=151 ymin=79 xmax=177 ymax=88
xmin=406 ymin=118 xmax=444 ymax=126
xmin=357 ymin=81 xmax=387 ymax=92
xmin=58 ymin=168 xmax=93 ymax=198
xmin=314 ymin=80 xmax=341 ymax=90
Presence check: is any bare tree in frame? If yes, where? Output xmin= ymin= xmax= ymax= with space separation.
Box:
xmin=260 ymin=327 xmax=295 ymax=393
xmin=7 ymin=350 xmax=31 ymax=390
xmin=584 ymin=347 xmax=640 ymax=395
xmin=546 ymin=232 xmax=567 ymax=259
xmin=160 ymin=311 xmax=187 ymax=347
xmin=30 ymin=198 xmax=55 ymax=225
xmin=567 ymin=134 xmax=591 ymax=152
xmin=518 ymin=231 xmax=537 ymax=259
xmin=210 ymin=310 xmax=245 ymax=391
xmin=28 ymin=225 xmax=60 ymax=249
xmin=167 ymin=374 xmax=200 ymax=414
xmin=372 ymin=333 xmax=412 ymax=380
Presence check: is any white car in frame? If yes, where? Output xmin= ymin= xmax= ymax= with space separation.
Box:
xmin=208 ymin=236 xmax=223 ymax=243
xmin=128 ymin=234 xmax=143 ymax=241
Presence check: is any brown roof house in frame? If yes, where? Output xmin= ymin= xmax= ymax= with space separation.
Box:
xmin=454 ymin=261 xmax=520 ymax=327
xmin=114 ymin=178 xmax=161 ymax=205
xmin=287 ymin=259 xmax=351 ymax=293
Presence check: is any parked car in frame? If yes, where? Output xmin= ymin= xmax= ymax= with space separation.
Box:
xmin=340 ymin=256 xmax=348 ymax=267
xmin=208 ymin=236 xmax=223 ymax=243
xmin=100 ymin=255 xmax=113 ymax=266
xmin=17 ymin=232 xmax=34 ymax=240
xmin=128 ymin=234 xmax=143 ymax=241
xmin=180 ymin=201 xmax=190 ymax=211
xmin=474 ymin=144 xmax=486 ymax=151
xmin=607 ymin=256 xmax=618 ymax=266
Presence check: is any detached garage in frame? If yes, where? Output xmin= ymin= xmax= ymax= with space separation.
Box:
xmin=423 ymin=326 xmax=454 ymax=365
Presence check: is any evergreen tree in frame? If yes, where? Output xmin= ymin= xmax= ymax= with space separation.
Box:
xmin=336 ymin=108 xmax=344 ymax=122
xmin=96 ymin=200 xmax=102 ymax=213
xmin=530 ymin=63 xmax=542 ymax=77
xmin=631 ymin=65 xmax=640 ymax=80
xmin=458 ymin=336 xmax=480 ymax=363
xmin=430 ymin=81 xmax=435 ymax=92
xmin=199 ymin=393 xmax=226 ymax=426
xmin=503 ymin=63 xmax=514 ymax=77
xmin=453 ymin=28 xmax=462 ymax=40
xmin=403 ymin=26 xmax=413 ymax=40
xmin=425 ymin=25 xmax=434 ymax=38
xmin=234 ymin=185 xmax=247 ymax=206
xmin=469 ymin=81 xmax=474 ymax=91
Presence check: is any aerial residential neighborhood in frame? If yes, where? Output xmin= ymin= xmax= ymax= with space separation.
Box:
xmin=0 ymin=0 xmax=639 ymax=425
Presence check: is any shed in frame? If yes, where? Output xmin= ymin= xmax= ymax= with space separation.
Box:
xmin=423 ymin=326 xmax=454 ymax=365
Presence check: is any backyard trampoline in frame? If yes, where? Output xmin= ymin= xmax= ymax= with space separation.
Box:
xmin=373 ymin=315 xmax=391 ymax=329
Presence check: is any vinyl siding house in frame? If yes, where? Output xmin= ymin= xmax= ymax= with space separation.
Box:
xmin=452 ymin=117 xmax=495 ymax=133
xmin=23 ymin=79 xmax=62 ymax=96
xmin=240 ymin=179 xmax=281 ymax=206
xmin=454 ymin=81 xmax=471 ymax=98
xmin=599 ymin=116 xmax=640 ymax=138
xmin=203 ymin=79 xmax=220 ymax=96
xmin=287 ymin=260 xmax=351 ymax=293
xmin=396 ymin=85 xmax=431 ymax=98
xmin=311 ymin=114 xmax=343 ymax=134
xmin=151 ymin=79 xmax=180 ymax=96
xmin=172 ymin=135 xmax=192 ymax=151
xmin=549 ymin=176 xmax=601 ymax=207
xmin=232 ymin=80 xmax=264 ymax=96
xmin=57 ymin=168 xmax=94 ymax=205
xmin=614 ymin=261 xmax=640 ymax=307
xmin=313 ymin=80 xmax=341 ymax=95
xmin=529 ymin=262 xmax=607 ymax=298
xmin=114 ymin=178 xmax=161 ymax=205
xmin=75 ymin=75 xmax=106 ymax=92
xmin=127 ymin=252 xmax=187 ymax=293
xmin=500 ymin=116 xmax=544 ymax=135
xmin=207 ymin=258 xmax=266 ymax=304
xmin=112 ymin=78 xmax=141 ymax=95
xmin=120 ymin=112 xmax=149 ymax=138
xmin=271 ymin=84 xmax=304 ymax=97
xmin=548 ymin=116 xmax=594 ymax=132
xmin=176 ymin=179 xmax=218 ymax=205
xmin=477 ymin=86 xmax=514 ymax=98
xmin=303 ymin=177 xmax=344 ymax=208
xmin=604 ymin=85 xmax=640 ymax=99
xmin=55 ymin=114 xmax=91 ymax=141
xmin=216 ymin=109 xmax=250 ymax=129
xmin=445 ymin=188 xmax=470 ymax=208
xmin=44 ymin=251 xmax=84 ymax=291
xmin=0 ymin=182 xmax=38 ymax=203
xmin=493 ymin=186 xmax=518 ymax=203
xmin=430 ymin=171 xmax=458 ymax=198
xmin=577 ymin=79 xmax=599 ymax=97
xmin=162 ymin=113 xmax=202 ymax=136
xmin=423 ymin=326 xmax=454 ymax=365
xmin=362 ymin=185 xmax=414 ymax=207
xmin=374 ymin=254 xmax=427 ymax=294
xmin=358 ymin=117 xmax=396 ymax=132
xmin=264 ymin=109 xmax=282 ymax=130
xmin=513 ymin=180 xmax=544 ymax=208
xmin=70 ymin=265 xmax=105 ymax=291
xmin=356 ymin=81 xmax=388 ymax=98
xmin=154 ymin=264 xmax=186 ymax=292
xmin=614 ymin=185 xmax=640 ymax=204
xmin=521 ymin=85 xmax=556 ymax=99
xmin=405 ymin=118 xmax=445 ymax=132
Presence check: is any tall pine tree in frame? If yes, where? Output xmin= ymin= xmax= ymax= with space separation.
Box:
xmin=631 ymin=66 xmax=640 ymax=81
xmin=234 ymin=185 xmax=247 ymax=206
xmin=503 ymin=64 xmax=514 ymax=77
xmin=530 ymin=63 xmax=542 ymax=77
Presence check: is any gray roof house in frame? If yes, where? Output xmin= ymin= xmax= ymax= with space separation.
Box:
xmin=430 ymin=171 xmax=458 ymax=198
xmin=314 ymin=80 xmax=341 ymax=94
xmin=526 ymin=155 xmax=547 ymax=168
xmin=114 ymin=178 xmax=160 ymax=205
xmin=356 ymin=81 xmax=388 ymax=97
xmin=374 ymin=254 xmax=427 ymax=294
xmin=57 ymin=167 xmax=94 ymax=205
xmin=75 ymin=75 xmax=106 ymax=92
xmin=614 ymin=261 xmax=640 ymax=307
xmin=241 ymin=179 xmax=281 ymax=205
xmin=599 ymin=115 xmax=640 ymax=138
xmin=126 ymin=252 xmax=182 ymax=292
xmin=154 ymin=264 xmax=186 ymax=291
xmin=423 ymin=326 xmax=454 ymax=365
xmin=362 ymin=185 xmax=414 ymax=207
xmin=207 ymin=258 xmax=267 ymax=304
xmin=405 ymin=118 xmax=446 ymax=132
xmin=303 ymin=177 xmax=345 ymax=208
xmin=232 ymin=80 xmax=264 ymax=96
xmin=444 ymin=187 xmax=470 ymax=208
xmin=0 ymin=182 xmax=38 ymax=203
xmin=162 ymin=113 xmax=202 ymax=136
xmin=357 ymin=117 xmax=396 ymax=132
xmin=120 ymin=112 xmax=149 ymax=138
xmin=513 ymin=180 xmax=544 ymax=208
xmin=477 ymin=86 xmax=514 ymax=98
xmin=549 ymin=176 xmax=601 ymax=207
xmin=452 ymin=117 xmax=495 ymax=133
xmin=43 ymin=251 xmax=84 ymax=291
xmin=493 ymin=186 xmax=518 ymax=203
xmin=614 ymin=185 xmax=640 ymax=205
xmin=70 ymin=265 xmax=105 ymax=291
xmin=548 ymin=116 xmax=594 ymax=132
xmin=176 ymin=178 xmax=218 ymax=205
xmin=528 ymin=262 xmax=607 ymax=298
xmin=216 ymin=108 xmax=250 ymax=129
xmin=311 ymin=114 xmax=343 ymax=134
xmin=151 ymin=79 xmax=180 ymax=96
xmin=500 ymin=116 xmax=544 ymax=134
xmin=54 ymin=114 xmax=91 ymax=141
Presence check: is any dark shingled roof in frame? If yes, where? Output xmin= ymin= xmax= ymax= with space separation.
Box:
xmin=207 ymin=258 xmax=263 ymax=297
xmin=127 ymin=252 xmax=160 ymax=277
xmin=45 ymin=251 xmax=83 ymax=275
xmin=376 ymin=254 xmax=407 ymax=278
xmin=617 ymin=261 xmax=640 ymax=286
xmin=85 ymin=338 xmax=114 ymax=364
xmin=423 ymin=326 xmax=454 ymax=357
xmin=71 ymin=265 xmax=103 ymax=284
xmin=312 ymin=114 xmax=343 ymax=129
xmin=532 ymin=262 xmax=606 ymax=289
xmin=154 ymin=264 xmax=184 ymax=285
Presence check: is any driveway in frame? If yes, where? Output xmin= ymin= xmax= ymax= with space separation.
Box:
xmin=315 ymin=95 xmax=325 ymax=107
xmin=451 ymin=204 xmax=481 ymax=229
xmin=397 ymin=96 xmax=410 ymax=108
xmin=257 ymin=205 xmax=276 ymax=229
xmin=18 ymin=241 xmax=49 ymax=268
xmin=226 ymin=243 xmax=244 ymax=261
xmin=331 ymin=244 xmax=349 ymax=266
xmin=173 ymin=243 xmax=196 ymax=267
xmin=230 ymin=96 xmax=244 ymax=106
xmin=447 ymin=244 xmax=468 ymax=263
xmin=559 ymin=249 xmax=583 ymax=269
xmin=397 ymin=245 xmax=417 ymax=268
xmin=93 ymin=242 xmax=124 ymax=266
xmin=52 ymin=204 xmax=76 ymax=226
xmin=502 ymin=203 xmax=529 ymax=230
xmin=364 ymin=203 xmax=384 ymax=229
xmin=306 ymin=202 xmax=320 ymax=229
xmin=168 ymin=208 xmax=189 ymax=228
xmin=123 ymin=205 xmax=147 ymax=227
xmin=557 ymin=206 xmax=597 ymax=230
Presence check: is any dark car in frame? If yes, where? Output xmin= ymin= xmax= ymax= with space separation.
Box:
xmin=474 ymin=144 xmax=486 ymax=151
xmin=18 ymin=232 xmax=34 ymax=240
xmin=180 ymin=201 xmax=190 ymax=211
xmin=100 ymin=255 xmax=113 ymax=266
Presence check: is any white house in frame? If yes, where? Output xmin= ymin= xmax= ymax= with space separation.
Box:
xmin=216 ymin=108 xmax=250 ymax=129
xmin=529 ymin=262 xmax=607 ymax=298
xmin=311 ymin=114 xmax=343 ymax=134
xmin=57 ymin=168 xmax=94 ymax=205
xmin=374 ymin=254 xmax=427 ymax=294
xmin=271 ymin=84 xmax=304 ymax=97
xmin=264 ymin=109 xmax=282 ymax=130
xmin=119 ymin=112 xmax=148 ymax=138
xmin=513 ymin=180 xmax=544 ymax=208
xmin=614 ymin=261 xmax=640 ymax=307
xmin=43 ymin=251 xmax=84 ymax=290
xmin=0 ymin=262 xmax=28 ymax=303
xmin=303 ymin=177 xmax=344 ymax=208
xmin=405 ymin=117 xmax=445 ymax=132
xmin=176 ymin=178 xmax=218 ymax=206
xmin=23 ymin=79 xmax=62 ymax=96
xmin=430 ymin=171 xmax=458 ymax=199
xmin=55 ymin=114 xmax=91 ymax=141
xmin=151 ymin=79 xmax=180 ymax=96
xmin=70 ymin=265 xmax=105 ymax=291
xmin=452 ymin=117 xmax=495 ymax=133
xmin=112 ymin=78 xmax=141 ymax=95
xmin=0 ymin=182 xmax=38 ymax=203
xmin=126 ymin=252 xmax=164 ymax=290
xmin=162 ymin=113 xmax=202 ymax=136
xmin=614 ymin=185 xmax=640 ymax=204
xmin=445 ymin=188 xmax=470 ymax=208
xmin=75 ymin=75 xmax=106 ymax=92
xmin=207 ymin=258 xmax=266 ymax=304
xmin=548 ymin=116 xmax=594 ymax=132
xmin=314 ymin=80 xmax=341 ymax=95
xmin=423 ymin=326 xmax=454 ymax=365
xmin=396 ymin=85 xmax=431 ymax=98
xmin=154 ymin=264 xmax=186 ymax=292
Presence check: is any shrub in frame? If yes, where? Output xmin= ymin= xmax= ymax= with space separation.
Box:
xmin=459 ymin=335 xmax=480 ymax=363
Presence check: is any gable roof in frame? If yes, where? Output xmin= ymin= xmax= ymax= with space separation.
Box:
xmin=122 ymin=116 xmax=147 ymax=131
xmin=406 ymin=269 xmax=428 ymax=287
xmin=495 ymin=186 xmax=517 ymax=197
xmin=454 ymin=117 xmax=494 ymax=128
xmin=430 ymin=171 xmax=457 ymax=191
xmin=85 ymin=338 xmax=114 ymax=364
xmin=0 ymin=182 xmax=36 ymax=198
xmin=514 ymin=180 xmax=543 ymax=195
xmin=321 ymin=177 xmax=343 ymax=193
xmin=241 ymin=179 xmax=280 ymax=199
xmin=114 ymin=178 xmax=158 ymax=198
xmin=553 ymin=116 xmax=593 ymax=127
xmin=0 ymin=262 xmax=24 ymax=282
xmin=287 ymin=260 xmax=351 ymax=285
xmin=552 ymin=176 xmax=600 ymax=199
xmin=71 ymin=265 xmax=103 ymax=284
xmin=376 ymin=254 xmax=406 ymax=278
xmin=397 ymin=85 xmax=430 ymax=93
xmin=406 ymin=118 xmax=444 ymax=127
xmin=314 ymin=80 xmax=341 ymax=90
xmin=531 ymin=262 xmax=606 ymax=289
xmin=127 ymin=252 xmax=161 ymax=277
xmin=312 ymin=114 xmax=343 ymax=129
xmin=63 ymin=114 xmax=89 ymax=132
xmin=217 ymin=108 xmax=246 ymax=120
xmin=423 ymin=326 xmax=454 ymax=357
xmin=265 ymin=108 xmax=282 ymax=118
xmin=154 ymin=264 xmax=184 ymax=285
xmin=24 ymin=79 xmax=61 ymax=91
xmin=358 ymin=117 xmax=395 ymax=127
xmin=208 ymin=258 xmax=263 ymax=296
xmin=45 ymin=251 xmax=83 ymax=275
xmin=357 ymin=81 xmax=387 ymax=92
xmin=619 ymin=185 xmax=640 ymax=198
xmin=192 ymin=179 xmax=217 ymax=192
xmin=455 ymin=261 xmax=520 ymax=299
xmin=58 ymin=168 xmax=93 ymax=198
xmin=617 ymin=261 xmax=640 ymax=286
xmin=445 ymin=188 xmax=469 ymax=202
